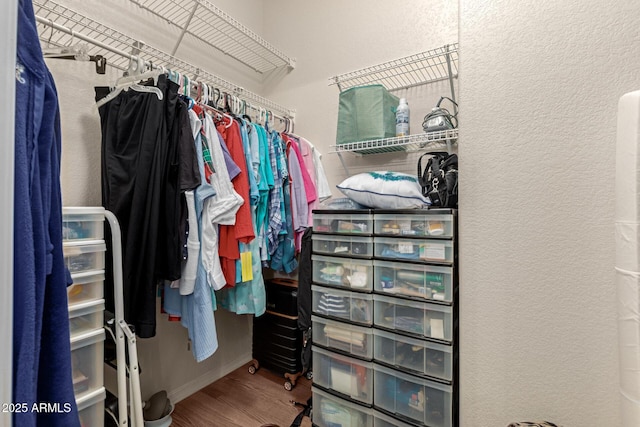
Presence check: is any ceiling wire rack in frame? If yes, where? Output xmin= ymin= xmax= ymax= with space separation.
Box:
xmin=329 ymin=43 xmax=458 ymax=93
xmin=128 ymin=0 xmax=295 ymax=74
xmin=33 ymin=0 xmax=295 ymax=119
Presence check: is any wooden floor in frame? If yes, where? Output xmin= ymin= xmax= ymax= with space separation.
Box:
xmin=171 ymin=364 xmax=312 ymax=427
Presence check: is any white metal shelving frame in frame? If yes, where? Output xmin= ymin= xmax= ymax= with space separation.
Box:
xmin=32 ymin=0 xmax=295 ymax=119
xmin=328 ymin=43 xmax=459 ymax=171
xmin=330 ymin=43 xmax=458 ymax=93
xmin=128 ymin=0 xmax=295 ymax=73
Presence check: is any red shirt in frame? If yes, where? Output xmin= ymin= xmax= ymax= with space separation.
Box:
xmin=217 ymin=120 xmax=254 ymax=286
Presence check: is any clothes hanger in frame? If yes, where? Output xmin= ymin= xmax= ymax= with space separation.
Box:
xmin=96 ymin=57 xmax=164 ymax=108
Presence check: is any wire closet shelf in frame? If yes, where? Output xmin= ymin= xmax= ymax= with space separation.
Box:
xmin=33 ymin=0 xmax=296 ymax=119
xmin=328 ymin=43 xmax=459 ymax=156
xmin=330 ymin=130 xmax=458 ymax=155
xmin=329 ymin=43 xmax=458 ymax=92
xmin=128 ymin=0 xmax=295 ymax=73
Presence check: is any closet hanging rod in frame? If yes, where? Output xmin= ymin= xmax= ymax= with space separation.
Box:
xmin=33 ymin=0 xmax=295 ymax=119
xmin=35 ymin=16 xmax=137 ymax=65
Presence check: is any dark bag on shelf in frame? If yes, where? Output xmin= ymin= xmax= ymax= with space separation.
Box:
xmin=417 ymin=151 xmax=458 ymax=208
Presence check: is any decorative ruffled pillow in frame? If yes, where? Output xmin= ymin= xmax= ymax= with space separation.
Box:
xmin=337 ymin=171 xmax=429 ymax=209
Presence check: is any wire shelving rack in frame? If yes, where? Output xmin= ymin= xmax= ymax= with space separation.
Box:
xmin=128 ymin=0 xmax=295 ymax=74
xmin=33 ymin=0 xmax=295 ymax=119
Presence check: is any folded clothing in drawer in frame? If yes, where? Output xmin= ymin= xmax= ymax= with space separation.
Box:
xmin=312 ymin=315 xmax=373 ymax=360
xmin=313 ymin=386 xmax=374 ymax=427
xmin=312 ymin=285 xmax=373 ymax=326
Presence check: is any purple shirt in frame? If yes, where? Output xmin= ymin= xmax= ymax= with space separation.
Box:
xmin=217 ymin=130 xmax=241 ymax=180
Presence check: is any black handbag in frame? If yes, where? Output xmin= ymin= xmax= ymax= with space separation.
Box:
xmin=417 ymin=151 xmax=458 ymax=208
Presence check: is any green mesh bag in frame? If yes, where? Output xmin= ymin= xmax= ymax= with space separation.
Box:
xmin=336 ymin=84 xmax=400 ymax=149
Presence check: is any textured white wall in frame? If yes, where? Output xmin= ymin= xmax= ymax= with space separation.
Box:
xmin=48 ymin=0 xmax=265 ymax=401
xmin=262 ymin=0 xmax=459 ymax=187
xmin=459 ymin=0 xmax=639 ymax=425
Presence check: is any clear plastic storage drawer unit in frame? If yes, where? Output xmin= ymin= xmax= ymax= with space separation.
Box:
xmin=373 ymin=294 xmax=453 ymax=342
xmin=312 ymin=315 xmax=373 ymax=360
xmin=374 ymin=237 xmax=453 ymax=264
xmin=312 ymin=285 xmax=373 ymax=326
xmin=373 ymin=409 xmax=417 ymax=427
xmin=67 ymin=271 xmax=105 ymax=305
xmin=373 ymin=260 xmax=453 ymax=302
xmin=373 ymin=363 xmax=452 ymax=427
xmin=68 ymin=299 xmax=105 ymax=340
xmin=313 ymin=210 xmax=373 ymax=235
xmin=313 ymin=386 xmax=374 ymax=427
xmin=313 ymin=234 xmax=374 ymax=258
xmin=76 ymin=387 xmax=106 ymax=427
xmin=70 ymin=329 xmax=105 ymax=399
xmin=373 ymin=328 xmax=453 ymax=382
xmin=62 ymin=207 xmax=105 ymax=241
xmin=63 ymin=240 xmax=106 ymax=274
xmin=312 ymin=255 xmax=374 ymax=291
xmin=374 ymin=212 xmax=454 ymax=238
xmin=312 ymin=346 xmax=374 ymax=405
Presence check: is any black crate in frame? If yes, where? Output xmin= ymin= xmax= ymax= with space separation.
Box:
xmin=265 ymin=279 xmax=298 ymax=317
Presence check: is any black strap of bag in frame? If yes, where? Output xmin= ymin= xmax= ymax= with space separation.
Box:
xmin=417 ymin=151 xmax=458 ymax=208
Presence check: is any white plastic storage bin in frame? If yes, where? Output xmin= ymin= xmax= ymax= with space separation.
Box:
xmin=373 ymin=260 xmax=453 ymax=303
xmin=62 ymin=207 xmax=105 ymax=241
xmin=373 ymin=328 xmax=453 ymax=382
xmin=313 ymin=211 xmax=373 ymax=235
xmin=76 ymin=387 xmax=106 ymax=427
xmin=313 ymin=386 xmax=374 ymax=427
xmin=63 ymin=240 xmax=106 ymax=274
xmin=312 ymin=315 xmax=373 ymax=360
xmin=312 ymin=285 xmax=373 ymax=326
xmin=313 ymin=234 xmax=374 ymax=258
xmin=373 ymin=409 xmax=416 ymax=427
xmin=312 ymin=255 xmax=374 ymax=291
xmin=374 ymin=237 xmax=453 ymax=264
xmin=67 ymin=271 xmax=105 ymax=305
xmin=373 ymin=295 xmax=452 ymax=342
xmin=313 ymin=346 xmax=374 ymax=405
xmin=70 ymin=329 xmax=105 ymax=399
xmin=373 ymin=364 xmax=452 ymax=427
xmin=375 ymin=213 xmax=454 ymax=238
xmin=68 ymin=299 xmax=105 ymax=340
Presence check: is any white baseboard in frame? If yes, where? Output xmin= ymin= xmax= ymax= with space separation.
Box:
xmin=167 ymin=352 xmax=252 ymax=404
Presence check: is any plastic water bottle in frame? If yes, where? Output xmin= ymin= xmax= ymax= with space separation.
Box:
xmin=396 ymin=98 xmax=410 ymax=136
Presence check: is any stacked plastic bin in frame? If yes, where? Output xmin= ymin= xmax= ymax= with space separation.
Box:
xmin=311 ymin=209 xmax=458 ymax=427
xmin=311 ymin=210 xmax=376 ymax=426
xmin=62 ymin=207 xmax=107 ymax=427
